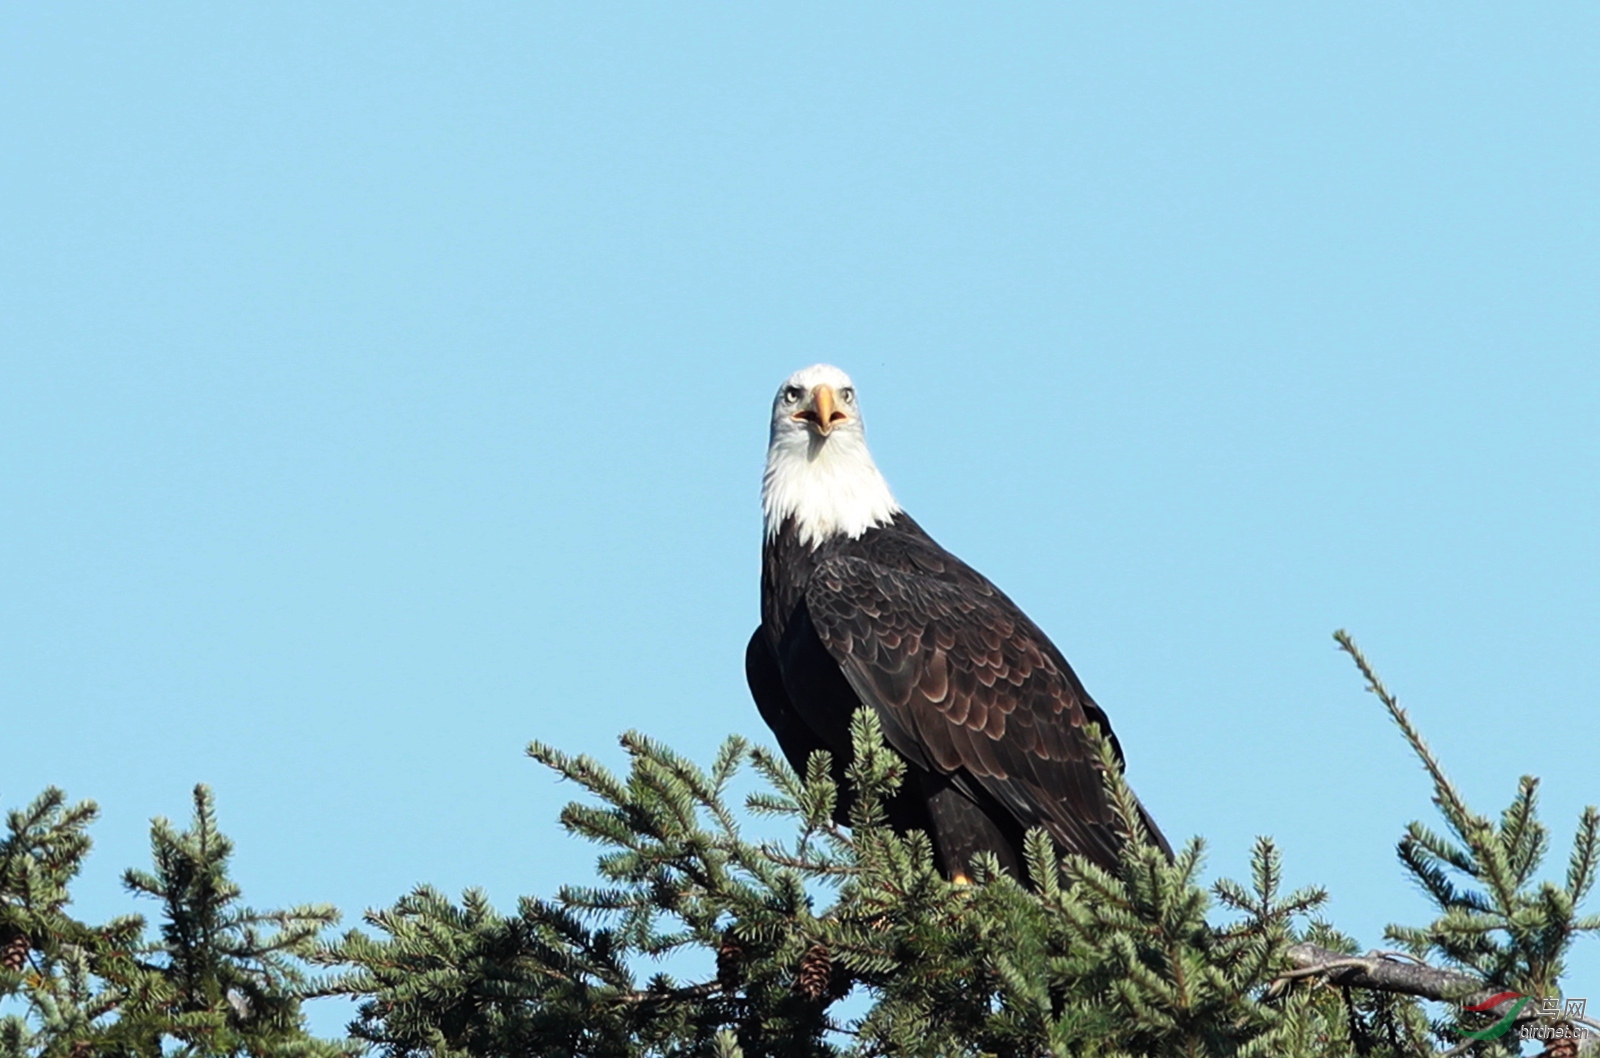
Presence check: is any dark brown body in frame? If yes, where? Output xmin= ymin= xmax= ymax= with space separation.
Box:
xmin=747 ymin=512 xmax=1170 ymax=879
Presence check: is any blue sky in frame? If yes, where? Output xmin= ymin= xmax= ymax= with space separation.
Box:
xmin=3 ymin=3 xmax=1597 ymax=1034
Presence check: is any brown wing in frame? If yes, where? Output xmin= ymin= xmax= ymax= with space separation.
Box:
xmin=803 ymin=554 xmax=1155 ymax=870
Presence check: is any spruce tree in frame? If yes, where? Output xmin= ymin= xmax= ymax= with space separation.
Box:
xmin=8 ymin=633 xmax=1598 ymax=1056
xmin=1 ymin=786 xmax=348 ymax=1058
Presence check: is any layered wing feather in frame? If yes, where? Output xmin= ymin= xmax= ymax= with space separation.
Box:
xmin=802 ymin=554 xmax=1145 ymax=870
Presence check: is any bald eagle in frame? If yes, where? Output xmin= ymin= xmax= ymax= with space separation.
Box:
xmin=746 ymin=364 xmax=1170 ymax=880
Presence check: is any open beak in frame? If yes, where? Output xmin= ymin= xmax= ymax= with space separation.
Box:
xmin=793 ymin=384 xmax=848 ymax=436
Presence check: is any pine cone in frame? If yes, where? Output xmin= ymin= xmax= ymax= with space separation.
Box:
xmin=0 ymin=925 xmax=28 ymax=974
xmin=1540 ymin=1034 xmax=1579 ymax=1058
xmin=716 ymin=934 xmax=742 ymax=990
xmin=796 ymin=942 xmax=831 ymax=1001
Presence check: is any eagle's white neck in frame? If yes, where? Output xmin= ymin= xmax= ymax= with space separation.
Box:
xmin=762 ymin=429 xmax=900 ymax=548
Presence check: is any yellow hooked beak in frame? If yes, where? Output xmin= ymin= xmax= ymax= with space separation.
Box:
xmin=792 ymin=384 xmax=848 ymax=436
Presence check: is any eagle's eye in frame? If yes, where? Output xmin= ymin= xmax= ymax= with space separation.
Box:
xmin=783 ymin=386 xmax=803 ymax=404
xmin=840 ymin=387 xmax=855 ymax=404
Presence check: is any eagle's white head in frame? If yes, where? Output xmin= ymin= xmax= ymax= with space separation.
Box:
xmin=762 ymin=364 xmax=900 ymax=547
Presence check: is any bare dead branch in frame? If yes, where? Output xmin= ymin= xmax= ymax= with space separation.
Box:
xmin=1283 ymin=943 xmax=1516 ymax=1016
xmin=614 ymin=980 xmax=723 ymax=1007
